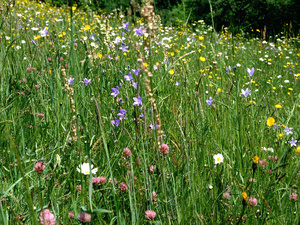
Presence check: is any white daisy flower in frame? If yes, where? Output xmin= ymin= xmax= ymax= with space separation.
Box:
xmin=77 ymin=163 xmax=98 ymax=175
xmin=213 ymin=153 xmax=224 ymax=164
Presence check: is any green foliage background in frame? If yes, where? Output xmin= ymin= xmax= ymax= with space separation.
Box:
xmin=40 ymin=0 xmax=300 ymax=36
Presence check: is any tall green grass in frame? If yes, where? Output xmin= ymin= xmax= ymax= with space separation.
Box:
xmin=0 ymin=0 xmax=299 ymax=224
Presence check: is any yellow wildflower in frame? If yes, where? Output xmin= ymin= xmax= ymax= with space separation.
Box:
xmin=242 ymin=192 xmax=248 ymax=200
xmin=266 ymin=117 xmax=275 ymax=127
xmin=252 ymin=156 xmax=259 ymax=164
xmin=277 ymin=133 xmax=284 ymax=140
xmin=84 ymin=25 xmax=91 ymax=31
xmin=200 ymin=56 xmax=206 ymax=62
xmin=34 ymin=35 xmax=41 ymax=40
xmin=169 ymin=69 xmax=175 ymax=75
xmin=275 ymin=104 xmax=282 ymax=109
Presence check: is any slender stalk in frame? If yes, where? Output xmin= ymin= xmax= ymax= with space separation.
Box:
xmin=94 ymin=98 xmax=122 ymax=223
xmin=6 ymin=130 xmax=38 ymax=225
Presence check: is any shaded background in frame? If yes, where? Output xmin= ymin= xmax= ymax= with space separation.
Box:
xmin=41 ymin=0 xmax=300 ymax=37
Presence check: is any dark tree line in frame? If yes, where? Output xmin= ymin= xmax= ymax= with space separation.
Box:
xmin=42 ymin=0 xmax=300 ymax=36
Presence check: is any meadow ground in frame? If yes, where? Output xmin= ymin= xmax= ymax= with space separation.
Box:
xmin=0 ymin=0 xmax=300 ymax=224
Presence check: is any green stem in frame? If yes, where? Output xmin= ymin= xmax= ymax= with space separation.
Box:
xmin=6 ymin=130 xmax=38 ymax=225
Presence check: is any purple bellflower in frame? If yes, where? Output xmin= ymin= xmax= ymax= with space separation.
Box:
xmin=131 ymin=69 xmax=140 ymax=76
xmin=284 ymin=127 xmax=293 ymax=136
xmin=132 ymin=82 xmax=138 ymax=89
xmin=133 ymin=95 xmax=143 ymax=106
xmin=206 ymin=97 xmax=214 ymax=105
xmin=120 ymin=22 xmax=129 ymax=31
xmin=226 ymin=66 xmax=231 ymax=74
xmin=134 ymin=27 xmax=146 ymax=36
xmin=247 ymin=67 xmax=255 ymax=76
xmin=241 ymin=88 xmax=251 ymax=97
xmin=83 ymin=78 xmax=91 ymax=86
xmin=67 ymin=77 xmax=74 ymax=85
xmin=39 ymin=27 xmax=48 ymax=36
xmin=119 ymin=43 xmax=128 ymax=52
xmin=111 ymin=86 xmax=120 ymax=97
xmin=111 ymin=117 xmax=120 ymax=127
xmin=117 ymin=109 xmax=126 ymax=120
xmin=124 ymin=72 xmax=133 ymax=81
xmin=289 ymin=138 xmax=297 ymax=147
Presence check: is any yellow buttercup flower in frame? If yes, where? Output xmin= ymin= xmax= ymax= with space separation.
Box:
xmin=252 ymin=156 xmax=259 ymax=164
xmin=34 ymin=35 xmax=41 ymax=40
xmin=277 ymin=133 xmax=284 ymax=140
xmin=84 ymin=25 xmax=91 ymax=31
xmin=200 ymin=56 xmax=206 ymax=62
xmin=169 ymin=69 xmax=175 ymax=75
xmin=275 ymin=104 xmax=282 ymax=109
xmin=295 ymin=146 xmax=300 ymax=153
xmin=266 ymin=117 xmax=275 ymax=126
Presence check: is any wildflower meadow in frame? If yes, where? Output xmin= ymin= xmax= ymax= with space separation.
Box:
xmin=0 ymin=0 xmax=300 ymax=224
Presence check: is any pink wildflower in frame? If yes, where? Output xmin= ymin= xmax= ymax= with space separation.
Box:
xmin=145 ymin=210 xmax=156 ymax=220
xmin=92 ymin=177 xmax=100 ymax=184
xmin=39 ymin=209 xmax=56 ymax=225
xmin=99 ymin=176 xmax=107 ymax=184
xmin=223 ymin=192 xmax=230 ymax=199
xmin=119 ymin=182 xmax=128 ymax=191
xmin=78 ymin=212 xmax=91 ymax=223
xmin=122 ymin=147 xmax=131 ymax=158
xmin=34 ymin=162 xmax=45 ymax=174
xmin=69 ymin=136 xmax=76 ymax=142
xmin=289 ymin=192 xmax=298 ymax=202
xmin=149 ymin=165 xmax=155 ymax=174
xmin=92 ymin=176 xmax=106 ymax=185
xmin=37 ymin=113 xmax=44 ymax=119
xmin=259 ymin=159 xmax=268 ymax=168
xmin=249 ymin=197 xmax=258 ymax=206
xmin=160 ymin=144 xmax=169 ymax=155
xmin=76 ymin=185 xmax=82 ymax=193
xmin=152 ymin=191 xmax=157 ymax=202
xmin=68 ymin=212 xmax=74 ymax=218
